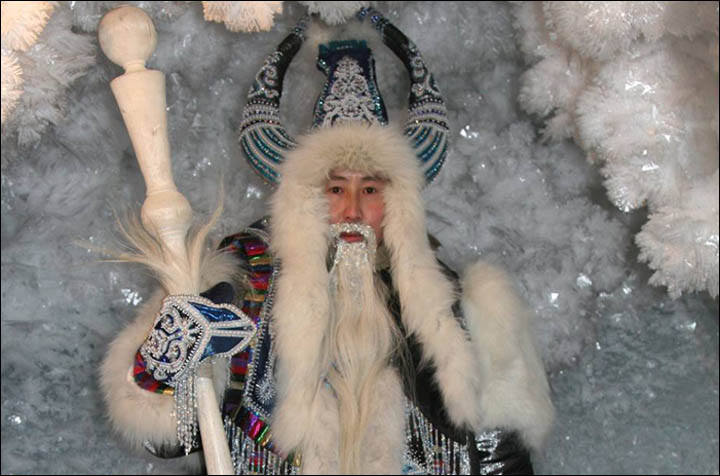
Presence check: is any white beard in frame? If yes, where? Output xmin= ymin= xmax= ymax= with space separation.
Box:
xmin=324 ymin=223 xmax=400 ymax=474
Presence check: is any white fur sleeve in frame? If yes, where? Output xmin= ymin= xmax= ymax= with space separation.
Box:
xmin=461 ymin=261 xmax=555 ymax=452
xmin=100 ymin=289 xmax=179 ymax=450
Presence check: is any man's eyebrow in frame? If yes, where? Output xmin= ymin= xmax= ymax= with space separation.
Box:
xmin=327 ymin=174 xmax=385 ymax=181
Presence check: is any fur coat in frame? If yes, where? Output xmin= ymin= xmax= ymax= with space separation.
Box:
xmin=100 ymin=123 xmax=554 ymax=474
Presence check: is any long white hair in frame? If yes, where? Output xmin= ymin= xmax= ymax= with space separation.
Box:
xmin=323 ymin=226 xmax=404 ymax=474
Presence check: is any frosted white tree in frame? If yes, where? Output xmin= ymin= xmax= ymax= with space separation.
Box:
xmin=1 ymin=1 xmax=55 ymax=125
xmin=0 ymin=2 xmax=717 ymax=475
xmin=1 ymin=1 xmax=95 ymax=147
xmin=202 ymin=1 xmax=283 ymax=32
xmin=514 ymin=1 xmax=719 ymax=298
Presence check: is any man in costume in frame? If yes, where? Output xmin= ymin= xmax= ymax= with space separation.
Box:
xmin=101 ymin=8 xmax=554 ymax=475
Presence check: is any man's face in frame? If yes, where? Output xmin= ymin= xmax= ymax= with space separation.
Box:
xmin=326 ymin=168 xmax=387 ymax=244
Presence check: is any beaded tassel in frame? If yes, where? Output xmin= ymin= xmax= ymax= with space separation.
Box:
xmin=174 ymin=372 xmax=198 ymax=454
xmin=405 ymin=400 xmax=471 ymax=474
xmin=228 ymin=418 xmax=298 ymax=475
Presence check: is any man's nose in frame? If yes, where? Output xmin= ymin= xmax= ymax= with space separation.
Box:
xmin=343 ymin=193 xmax=362 ymax=222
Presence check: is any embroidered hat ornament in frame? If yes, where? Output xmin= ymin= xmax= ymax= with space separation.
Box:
xmin=239 ymin=7 xmax=450 ymax=185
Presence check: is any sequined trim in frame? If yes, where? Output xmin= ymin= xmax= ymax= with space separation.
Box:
xmin=219 ymin=230 xmax=298 ymax=470
xmin=404 ymin=399 xmax=471 ymax=474
xmin=226 ymin=415 xmax=300 ymax=475
xmin=219 ymin=231 xmax=272 ymax=410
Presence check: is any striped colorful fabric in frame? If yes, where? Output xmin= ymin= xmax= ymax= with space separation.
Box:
xmin=133 ymin=351 xmax=174 ymax=395
xmin=219 ymin=230 xmax=279 ymax=453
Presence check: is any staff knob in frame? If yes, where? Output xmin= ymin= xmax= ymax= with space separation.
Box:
xmin=98 ymin=6 xmax=157 ymax=73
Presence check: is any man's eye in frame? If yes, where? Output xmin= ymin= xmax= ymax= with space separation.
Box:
xmin=329 ymin=186 xmax=342 ymax=194
xmin=364 ymin=187 xmax=377 ymax=194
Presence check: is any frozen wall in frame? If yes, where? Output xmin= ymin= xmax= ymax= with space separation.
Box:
xmin=1 ymin=1 xmax=717 ymax=474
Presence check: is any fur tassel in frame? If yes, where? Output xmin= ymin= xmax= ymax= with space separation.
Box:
xmin=461 ymin=261 xmax=555 ymax=451
xmin=103 ymin=185 xmax=234 ymax=295
xmin=202 ymin=1 xmax=283 ymax=33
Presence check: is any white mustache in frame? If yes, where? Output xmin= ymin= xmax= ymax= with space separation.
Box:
xmin=329 ymin=222 xmax=375 ymax=241
xmin=328 ymin=223 xmax=377 ymax=270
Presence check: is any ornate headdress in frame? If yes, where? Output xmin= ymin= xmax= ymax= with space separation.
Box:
xmin=238 ymin=7 xmax=450 ymax=185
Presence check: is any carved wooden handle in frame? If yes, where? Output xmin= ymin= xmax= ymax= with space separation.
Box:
xmin=99 ymin=7 xmax=232 ymax=474
xmin=99 ymin=5 xmax=192 ymax=278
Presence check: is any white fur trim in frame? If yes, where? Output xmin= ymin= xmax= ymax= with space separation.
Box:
xmin=379 ymin=131 xmax=482 ymax=431
xmin=360 ymin=368 xmax=405 ymax=474
xmin=298 ymin=384 xmax=341 ymax=474
xmin=100 ymin=289 xmax=177 ymax=450
xmin=269 ymin=123 xmax=482 ymax=463
xmin=268 ymin=170 xmax=331 ymax=454
xmin=461 ymin=261 xmax=555 ymax=451
xmin=292 ymin=367 xmax=405 ymax=475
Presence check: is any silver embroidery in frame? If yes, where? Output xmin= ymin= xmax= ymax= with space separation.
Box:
xmin=140 ymin=294 xmax=256 ymax=386
xmin=243 ymin=264 xmax=279 ymax=419
xmin=256 ymin=365 xmax=275 ymax=406
xmin=140 ymin=294 xmax=256 ymax=454
xmin=321 ymin=56 xmax=381 ymax=126
xmin=249 ymin=51 xmax=282 ymax=100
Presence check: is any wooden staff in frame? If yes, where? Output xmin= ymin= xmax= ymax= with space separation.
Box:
xmin=98 ymin=6 xmax=233 ymax=474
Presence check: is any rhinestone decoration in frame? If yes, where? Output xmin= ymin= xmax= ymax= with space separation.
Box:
xmin=403 ymin=399 xmax=471 ymax=474
xmin=238 ymin=16 xmax=308 ymax=185
xmin=312 ymin=40 xmax=388 ymax=128
xmin=139 ymin=294 xmax=257 ymax=453
xmin=319 ymin=55 xmax=381 ymax=127
xmin=227 ymin=415 xmax=299 ymax=475
xmin=243 ymin=265 xmax=279 ymax=419
xmin=140 ymin=295 xmax=257 ymax=387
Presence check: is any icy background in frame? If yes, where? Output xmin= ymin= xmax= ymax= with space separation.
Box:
xmin=1 ymin=1 xmax=717 ymax=474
